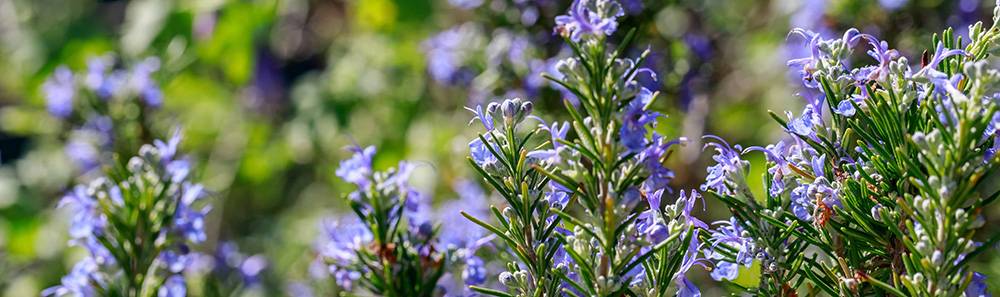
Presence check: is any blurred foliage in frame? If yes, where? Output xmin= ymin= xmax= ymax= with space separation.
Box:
xmin=0 ymin=0 xmax=997 ymax=295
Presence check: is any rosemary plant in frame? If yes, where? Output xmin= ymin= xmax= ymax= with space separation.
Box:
xmin=45 ymin=130 xmax=208 ymax=297
xmin=462 ymin=1 xmax=706 ymax=296
xmin=315 ymin=145 xmax=451 ymax=296
xmin=702 ymin=3 xmax=1000 ymax=296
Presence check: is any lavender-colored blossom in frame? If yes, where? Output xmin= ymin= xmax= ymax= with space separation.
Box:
xmin=469 ymin=138 xmax=499 ymax=168
xmin=673 ymin=230 xmax=705 ymax=297
xmin=708 ymin=217 xmax=755 ymax=268
xmin=44 ymin=66 xmax=75 ymax=118
xmin=160 ymin=249 xmax=192 ymax=274
xmin=336 ymin=146 xmax=375 ymax=187
xmin=85 ymin=57 xmax=124 ymax=99
xmin=527 ymin=120 xmax=571 ymax=164
xmin=158 ymin=275 xmax=186 ymax=297
xmin=554 ymin=0 xmax=625 ymax=42
xmin=710 ymin=261 xmax=738 ymax=281
xmin=639 ymin=136 xmax=683 ymax=192
xmin=41 ymin=257 xmax=99 ymax=297
xmin=855 ymin=33 xmax=899 ymax=81
xmin=58 ymin=186 xmax=105 ymax=239
xmin=466 ymin=104 xmax=495 ymax=131
xmin=317 ymin=217 xmax=372 ymax=267
xmin=65 ymin=138 xmax=101 ymax=173
xmin=701 ymin=136 xmax=745 ymax=196
xmin=915 ymin=43 xmax=968 ymax=77
xmin=620 ymin=88 xmax=660 ymax=153
xmin=174 ymin=184 xmax=209 ymax=243
xmin=462 ymin=257 xmax=488 ymax=285
xmin=790 ymin=184 xmax=813 ymax=221
xmin=423 ymin=25 xmax=481 ymax=84
xmin=967 ymin=272 xmax=992 ymax=297
xmin=132 ymin=57 xmax=163 ymax=108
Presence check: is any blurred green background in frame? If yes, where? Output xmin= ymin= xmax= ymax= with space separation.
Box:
xmin=0 ymin=0 xmax=996 ymax=295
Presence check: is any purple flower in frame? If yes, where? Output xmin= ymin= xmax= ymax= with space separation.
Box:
xmin=462 ymin=257 xmax=488 ymax=285
xmin=528 ymin=120 xmax=571 ymax=164
xmin=65 ymin=138 xmax=101 ymax=173
xmin=213 ymin=242 xmax=268 ymax=286
xmin=701 ymin=136 xmax=745 ymax=196
xmin=788 ymin=107 xmax=820 ymax=139
xmin=674 ymin=230 xmax=706 ymax=297
xmin=708 ymin=217 xmax=756 ymax=268
xmin=44 ymin=66 xmax=75 ymax=118
xmin=915 ymin=43 xmax=968 ymax=77
xmin=469 ymin=138 xmax=499 ymax=168
xmin=85 ymin=56 xmax=124 ymax=99
xmin=854 ymin=33 xmax=899 ymax=81
xmin=157 ymin=275 xmax=186 ymax=297
xmin=466 ymin=104 xmax=495 ymax=131
xmin=317 ymin=217 xmax=371 ymax=267
xmin=131 ymin=57 xmax=163 ymax=108
xmin=554 ymin=0 xmax=625 ymax=42
xmin=639 ymin=136 xmax=683 ymax=192
xmin=42 ymin=257 xmax=99 ymax=297
xmin=58 ymin=186 xmax=105 ymax=240
xmin=790 ymin=184 xmax=812 ymax=221
xmin=710 ymin=261 xmax=738 ymax=281
xmin=620 ymin=88 xmax=660 ymax=153
xmin=967 ymin=272 xmax=991 ymax=297
xmin=835 ymin=99 xmax=857 ymax=117
xmin=336 ymin=146 xmax=375 ymax=187
xmin=160 ymin=249 xmax=192 ymax=274
xmin=423 ymin=25 xmax=481 ymax=84
xmin=174 ymin=183 xmax=209 ymax=243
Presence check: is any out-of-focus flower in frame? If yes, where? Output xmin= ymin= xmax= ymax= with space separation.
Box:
xmin=44 ymin=66 xmax=75 ymax=118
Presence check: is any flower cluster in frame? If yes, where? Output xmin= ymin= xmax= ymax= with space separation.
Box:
xmin=462 ymin=1 xmax=708 ymax=296
xmin=700 ymin=5 xmax=1000 ymax=296
xmin=42 ymin=55 xmax=166 ymax=175
xmin=189 ymin=242 xmax=268 ymax=296
xmin=314 ymin=145 xmax=453 ymax=296
xmin=45 ymin=130 xmax=208 ymax=297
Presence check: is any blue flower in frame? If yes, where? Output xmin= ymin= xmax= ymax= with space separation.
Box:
xmin=915 ymin=43 xmax=968 ymax=77
xmin=157 ymin=275 xmax=186 ymax=297
xmin=967 ymin=272 xmax=992 ymax=297
xmin=788 ymin=107 xmax=819 ymax=139
xmin=58 ymin=186 xmax=105 ymax=240
xmin=701 ymin=136 xmax=745 ymax=196
xmin=336 ymin=145 xmax=375 ymax=187
xmin=469 ymin=137 xmax=499 ymax=168
xmin=639 ymin=136 xmax=683 ymax=192
xmin=834 ymin=99 xmax=856 ymax=117
xmin=212 ymin=242 xmax=269 ymax=287
xmin=854 ymin=33 xmax=899 ymax=81
xmin=465 ymin=104 xmax=495 ymax=131
xmin=41 ymin=257 xmax=99 ymax=297
xmin=131 ymin=57 xmax=163 ymax=108
xmin=65 ymin=138 xmax=101 ymax=173
xmin=620 ymin=88 xmax=660 ymax=153
xmin=85 ymin=56 xmax=125 ymax=99
xmin=462 ymin=257 xmax=488 ymax=285
xmin=317 ymin=217 xmax=372 ymax=266
xmin=554 ymin=0 xmax=625 ymax=42
xmin=44 ymin=66 xmax=75 ymax=118
xmin=174 ymin=183 xmax=209 ymax=243
xmin=708 ymin=217 xmax=755 ymax=268
xmin=674 ymin=230 xmax=706 ymax=297
xmin=528 ymin=120 xmax=571 ymax=164
xmin=710 ymin=261 xmax=738 ymax=281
